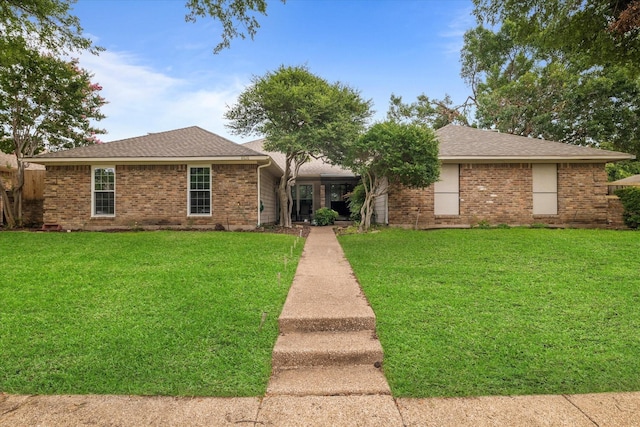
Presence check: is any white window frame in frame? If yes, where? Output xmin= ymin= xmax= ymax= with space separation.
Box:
xmin=434 ymin=164 xmax=460 ymax=216
xmin=532 ymin=164 xmax=558 ymax=215
xmin=188 ymin=165 xmax=212 ymax=216
xmin=91 ymin=165 xmax=116 ymax=217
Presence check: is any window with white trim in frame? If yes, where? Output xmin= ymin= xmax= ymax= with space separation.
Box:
xmin=434 ymin=164 xmax=460 ymax=215
xmin=532 ymin=164 xmax=558 ymax=215
xmin=92 ymin=166 xmax=115 ymax=216
xmin=188 ymin=166 xmax=211 ymax=215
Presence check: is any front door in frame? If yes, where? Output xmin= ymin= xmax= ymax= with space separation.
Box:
xmin=291 ymin=184 xmax=313 ymax=221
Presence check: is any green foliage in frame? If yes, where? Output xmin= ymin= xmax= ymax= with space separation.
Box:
xmin=615 ymin=187 xmax=640 ymax=229
xmin=0 ymin=231 xmax=303 ymax=396
xmin=607 ymin=161 xmax=640 ymax=181
xmin=349 ymin=121 xmax=440 ymax=189
xmin=225 ymin=64 xmax=372 ymax=227
xmin=347 ymin=182 xmax=366 ymax=221
xmin=343 ymin=121 xmax=440 ymax=232
xmin=0 ymin=43 xmax=106 ymax=227
xmin=463 ymin=1 xmax=640 ymax=158
xmin=314 ymin=207 xmax=338 ymax=226
xmin=340 ymin=228 xmax=640 ymax=397
xmin=225 ymin=65 xmax=371 ymax=158
xmin=472 ymin=0 xmax=640 ymax=76
xmin=0 ymin=47 xmax=106 ymax=153
xmin=185 ymin=0 xmax=285 ymax=53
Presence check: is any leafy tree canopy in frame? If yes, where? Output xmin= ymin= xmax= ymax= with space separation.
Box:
xmin=472 ymin=0 xmax=640 ymax=74
xmin=0 ymin=0 xmax=94 ymax=55
xmin=343 ymin=121 xmax=440 ymax=231
xmin=0 ymin=43 xmax=106 ymax=226
xmin=185 ymin=0 xmax=286 ymax=53
xmin=225 ymin=65 xmax=372 ymax=226
xmin=462 ymin=2 xmax=640 ymax=158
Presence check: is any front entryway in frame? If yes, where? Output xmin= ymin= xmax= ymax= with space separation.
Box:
xmin=291 ymin=184 xmax=313 ymax=222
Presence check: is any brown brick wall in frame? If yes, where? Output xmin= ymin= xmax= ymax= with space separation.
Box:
xmin=389 ymin=162 xmax=612 ymax=228
xmin=557 ymin=163 xmax=608 ymax=226
xmin=606 ymin=196 xmax=626 ymax=229
xmin=44 ymin=163 xmax=260 ymax=230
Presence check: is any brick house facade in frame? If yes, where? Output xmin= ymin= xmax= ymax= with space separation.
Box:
xmin=28 ymin=125 xmax=634 ymax=230
xmin=31 ymin=127 xmax=281 ymax=230
xmin=42 ymin=163 xmax=265 ymax=229
xmin=385 ymin=125 xmax=634 ymax=229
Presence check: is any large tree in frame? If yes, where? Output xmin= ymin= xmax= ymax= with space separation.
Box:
xmin=225 ymin=65 xmax=372 ymax=227
xmin=461 ymin=4 xmax=640 ymax=159
xmin=472 ymin=0 xmax=640 ymax=75
xmin=342 ymin=121 xmax=440 ymax=232
xmin=0 ymin=44 xmax=106 ymax=227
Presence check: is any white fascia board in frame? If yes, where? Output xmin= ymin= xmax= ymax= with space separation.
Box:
xmin=439 ymin=155 xmax=635 ymax=163
xmin=26 ymin=155 xmax=274 ymax=166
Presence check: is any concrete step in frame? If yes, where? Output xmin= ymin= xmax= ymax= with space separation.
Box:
xmin=279 ymin=314 xmax=376 ymax=333
xmin=267 ymin=365 xmax=390 ymax=396
xmin=278 ymin=275 xmax=376 ymax=333
xmin=272 ymin=331 xmax=383 ymax=369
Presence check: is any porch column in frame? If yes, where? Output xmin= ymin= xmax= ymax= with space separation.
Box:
xmin=320 ymin=185 xmax=326 ymax=208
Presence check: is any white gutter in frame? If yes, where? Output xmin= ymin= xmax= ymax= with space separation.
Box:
xmin=257 ymin=159 xmax=272 ymax=226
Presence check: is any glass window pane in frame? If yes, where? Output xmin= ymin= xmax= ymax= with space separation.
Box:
xmin=95 ymin=192 xmax=114 ymax=215
xmin=190 ymin=167 xmax=210 ymax=190
xmin=190 ymin=190 xmax=211 ymax=214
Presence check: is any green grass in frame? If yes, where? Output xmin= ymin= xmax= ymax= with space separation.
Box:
xmin=339 ymin=228 xmax=640 ymax=398
xmin=0 ymin=231 xmax=303 ymax=397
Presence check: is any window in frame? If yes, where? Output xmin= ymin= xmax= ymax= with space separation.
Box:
xmin=92 ymin=166 xmax=115 ymax=216
xmin=532 ymin=164 xmax=558 ymax=215
xmin=434 ymin=164 xmax=459 ymax=215
xmin=189 ymin=166 xmax=211 ymax=215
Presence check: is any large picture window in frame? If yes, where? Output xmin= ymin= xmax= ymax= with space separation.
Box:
xmin=189 ymin=166 xmax=211 ymax=215
xmin=92 ymin=166 xmax=115 ymax=216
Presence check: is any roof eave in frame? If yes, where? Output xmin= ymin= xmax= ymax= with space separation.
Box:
xmin=439 ymin=155 xmax=635 ymax=163
xmin=26 ymin=155 xmax=273 ymax=166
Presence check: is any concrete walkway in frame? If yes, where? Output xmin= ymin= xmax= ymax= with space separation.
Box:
xmin=2 ymin=227 xmax=640 ymax=426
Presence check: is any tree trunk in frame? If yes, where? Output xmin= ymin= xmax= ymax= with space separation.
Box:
xmin=359 ymin=172 xmax=376 ymax=232
xmin=278 ymin=176 xmax=291 ymax=228
xmin=278 ymin=154 xmax=292 ymax=228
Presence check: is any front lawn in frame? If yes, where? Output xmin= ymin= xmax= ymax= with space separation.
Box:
xmin=0 ymin=231 xmax=302 ymax=396
xmin=339 ymin=228 xmax=640 ymax=397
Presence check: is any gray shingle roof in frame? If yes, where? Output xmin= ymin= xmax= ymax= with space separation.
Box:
xmin=243 ymin=139 xmax=355 ymax=177
xmin=437 ymin=124 xmax=634 ymax=161
xmin=610 ymin=174 xmax=640 ymax=186
xmin=32 ymin=126 xmax=264 ymax=160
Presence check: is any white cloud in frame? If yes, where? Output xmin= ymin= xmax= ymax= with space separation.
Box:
xmin=78 ymin=50 xmax=252 ymax=143
xmin=439 ymin=6 xmax=476 ymax=56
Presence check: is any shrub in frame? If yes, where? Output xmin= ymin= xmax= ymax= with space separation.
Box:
xmin=347 ymin=183 xmax=365 ymax=221
xmin=615 ymin=187 xmax=640 ymax=229
xmin=314 ymin=207 xmax=339 ymax=226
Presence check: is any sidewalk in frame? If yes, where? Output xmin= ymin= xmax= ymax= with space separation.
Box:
xmin=2 ymin=227 xmax=639 ymax=426
xmin=3 ymin=391 xmax=640 ymax=426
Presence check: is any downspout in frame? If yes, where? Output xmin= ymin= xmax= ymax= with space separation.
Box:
xmin=257 ymin=160 xmax=272 ymax=226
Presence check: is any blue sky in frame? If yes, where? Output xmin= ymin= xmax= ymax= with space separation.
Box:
xmin=72 ymin=0 xmax=476 ymax=143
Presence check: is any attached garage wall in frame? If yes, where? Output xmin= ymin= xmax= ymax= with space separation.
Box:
xmin=388 ymin=162 xmax=610 ymax=228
